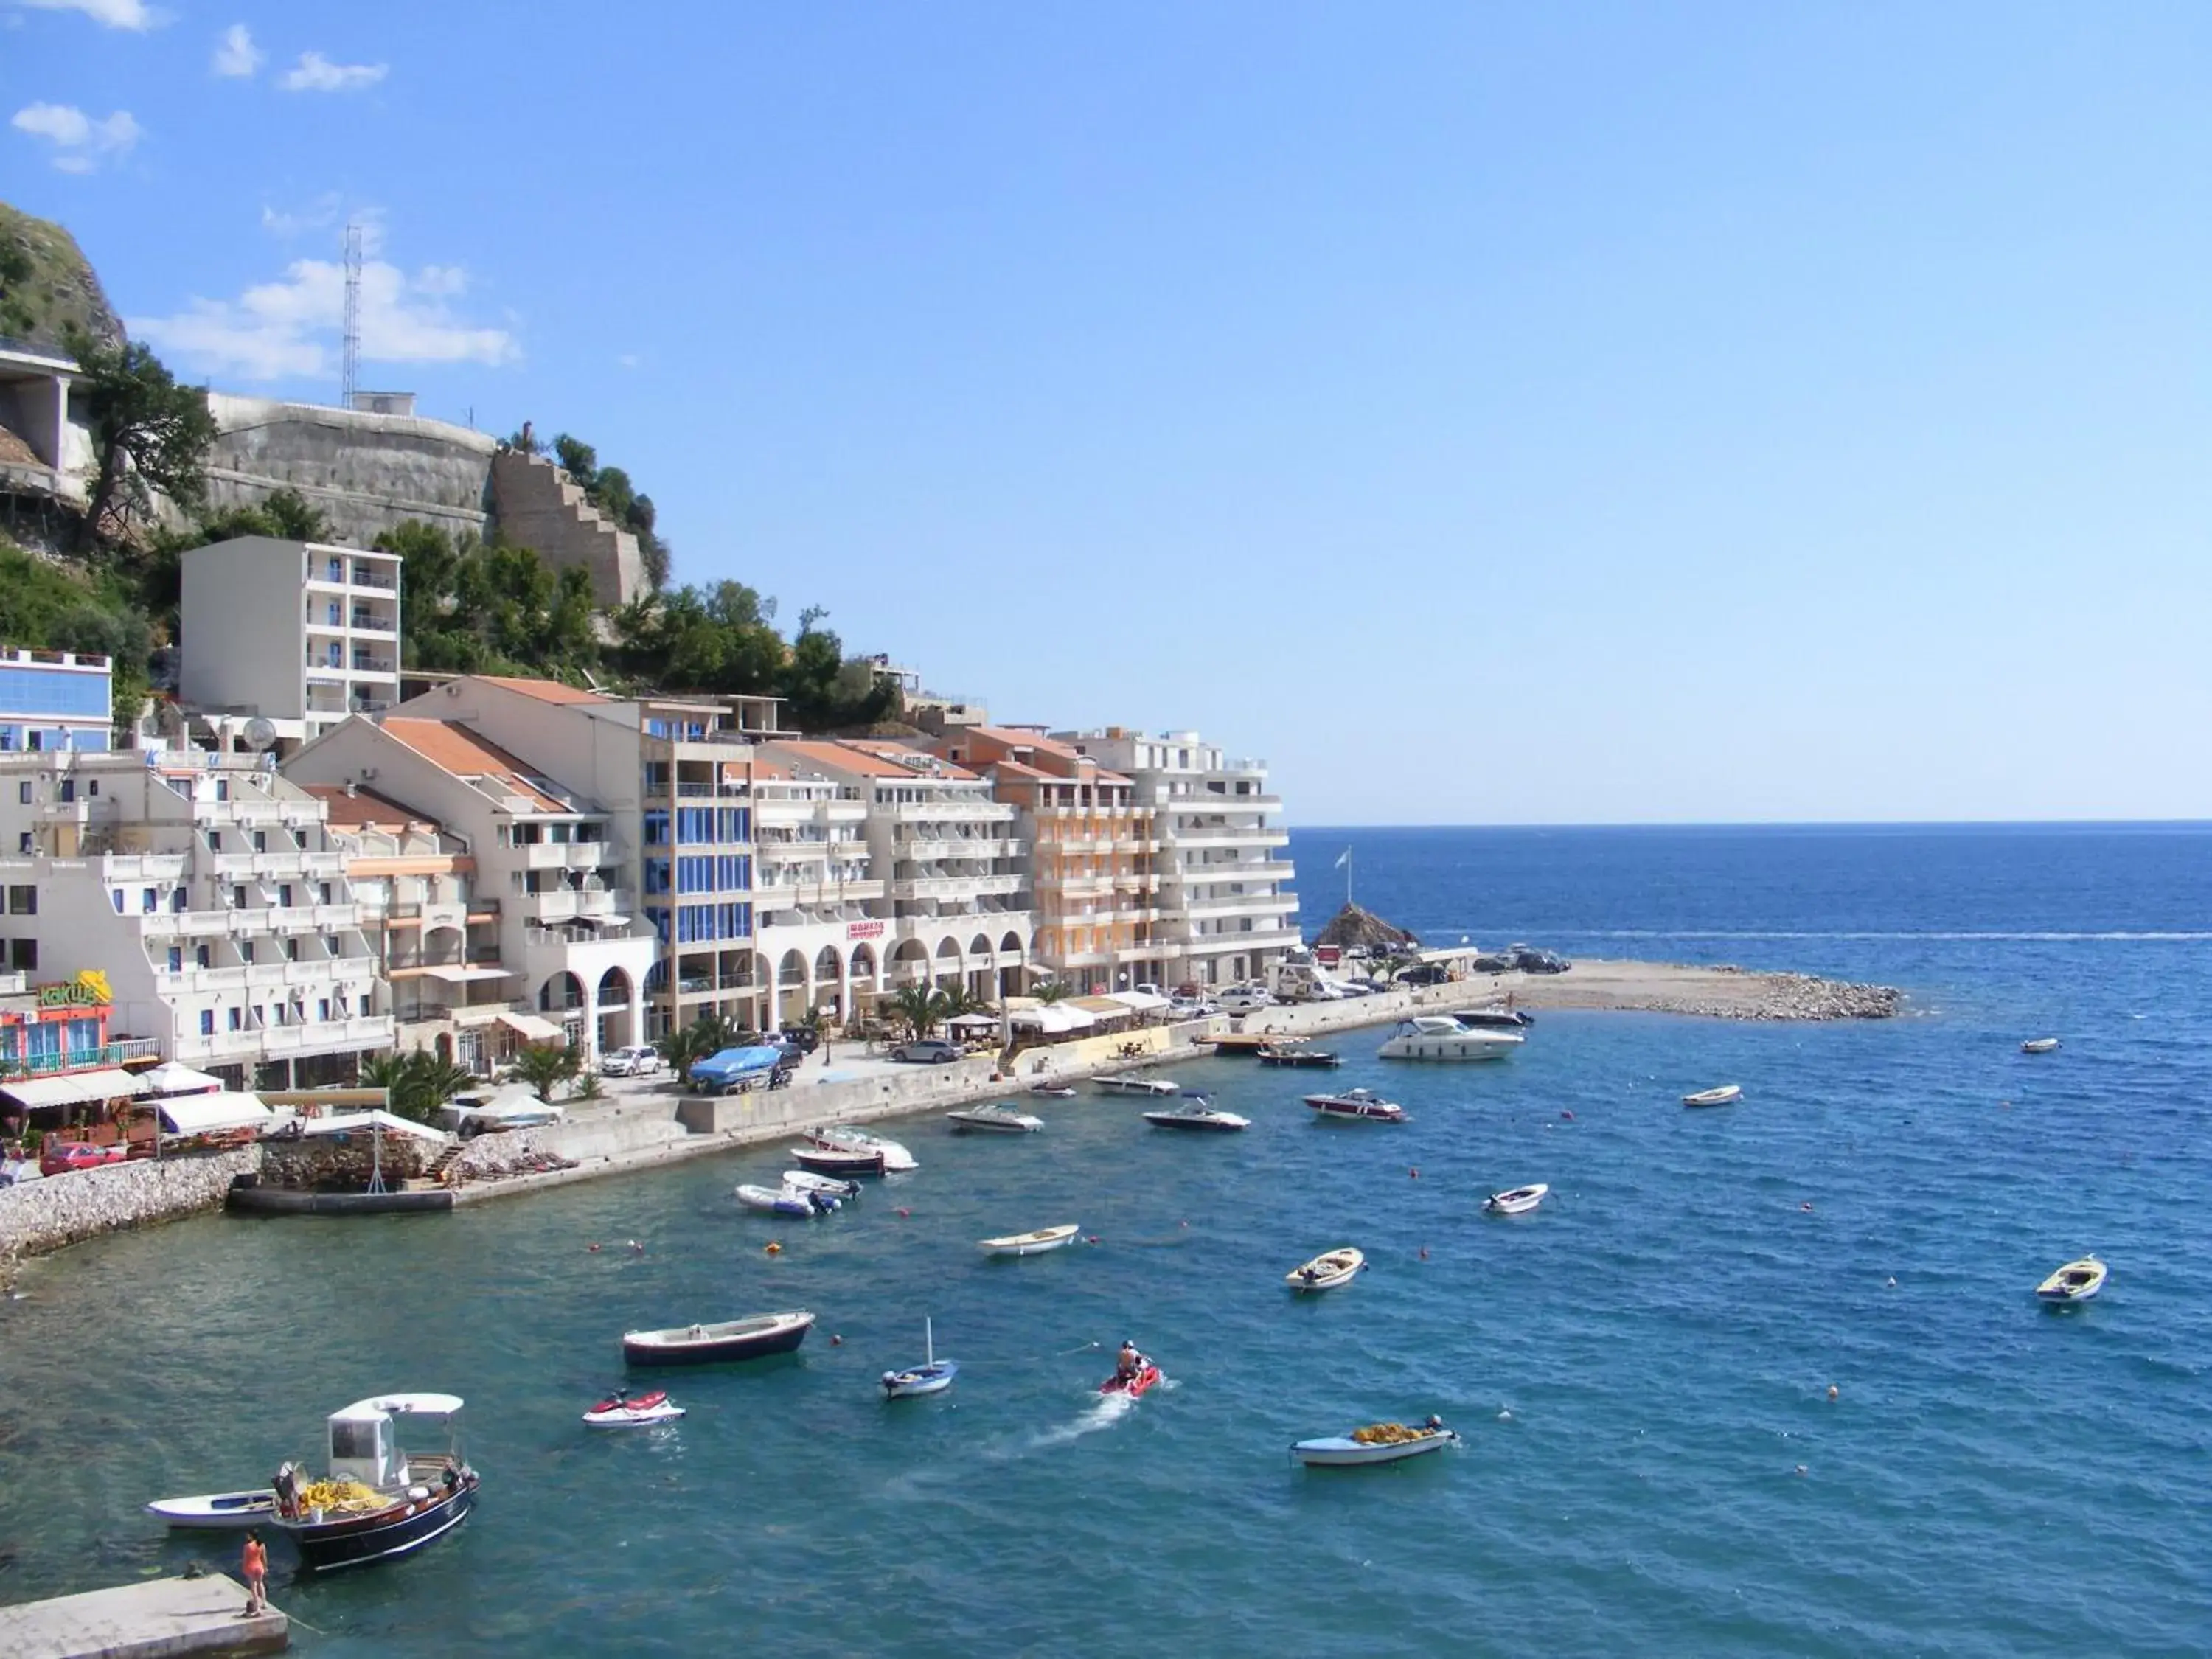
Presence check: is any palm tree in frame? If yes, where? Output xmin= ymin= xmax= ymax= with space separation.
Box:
xmin=939 ymin=984 xmax=991 ymax=1020
xmin=510 ymin=1043 xmax=582 ymax=1101
xmin=888 ymin=982 xmax=949 ymax=1041
xmin=361 ymin=1051 xmax=475 ymax=1123
xmin=1032 ymin=976 xmax=1070 ymax=1004
xmin=656 ymin=1013 xmax=738 ymax=1078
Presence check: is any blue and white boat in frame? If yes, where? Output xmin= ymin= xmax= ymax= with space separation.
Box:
xmin=736 ymin=1182 xmax=835 ymax=1217
xmin=882 ymin=1318 xmax=959 ymax=1399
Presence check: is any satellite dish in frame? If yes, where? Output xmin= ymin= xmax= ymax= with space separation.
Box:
xmin=243 ymin=717 xmax=279 ymax=752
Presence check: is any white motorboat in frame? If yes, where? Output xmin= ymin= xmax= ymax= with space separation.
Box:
xmin=2021 ymin=1037 xmax=2061 ymax=1054
xmin=2036 ymin=1256 xmax=2107 ymax=1304
xmin=881 ymin=1318 xmax=959 ymax=1399
xmin=1682 ymin=1084 xmax=1743 ymax=1107
xmin=1028 ymin=1083 xmax=1077 ymax=1098
xmin=978 ymin=1223 xmax=1080 ymax=1257
xmin=736 ymin=1182 xmax=834 ymax=1217
xmin=1291 ymin=1419 xmax=1459 ymax=1467
xmin=1304 ymin=1088 xmax=1408 ymax=1123
xmin=1143 ymin=1100 xmax=1251 ymax=1132
xmin=1484 ymin=1183 xmax=1549 ymax=1216
xmin=582 ymin=1388 xmax=686 ymax=1427
xmin=804 ymin=1125 xmax=918 ymax=1172
xmin=1450 ymin=1006 xmax=1534 ymax=1029
xmin=1285 ymin=1246 xmax=1365 ymax=1292
xmin=782 ymin=1169 xmax=860 ymax=1200
xmin=1093 ymin=1074 xmax=1181 ymax=1096
xmin=946 ymin=1102 xmax=1043 ymax=1133
xmin=1378 ymin=1015 xmax=1524 ymax=1061
xmin=144 ymin=1489 xmax=276 ymax=1529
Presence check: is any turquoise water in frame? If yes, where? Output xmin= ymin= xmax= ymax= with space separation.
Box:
xmin=4 ymin=826 xmax=2208 ymax=1655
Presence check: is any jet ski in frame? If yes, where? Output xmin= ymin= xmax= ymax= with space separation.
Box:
xmin=582 ymin=1388 xmax=686 ymax=1427
xmin=1099 ymin=1360 xmax=1162 ymax=1399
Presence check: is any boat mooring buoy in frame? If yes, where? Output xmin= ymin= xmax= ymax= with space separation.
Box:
xmin=1827 ymin=1385 xmax=1839 ymax=1401
xmin=830 ymin=1333 xmax=842 ymax=1346
xmin=765 ymin=1242 xmax=782 ymax=1256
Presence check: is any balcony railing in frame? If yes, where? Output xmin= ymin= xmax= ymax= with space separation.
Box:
xmin=0 ymin=1039 xmax=160 ymax=1079
xmin=350 ymin=568 xmax=397 ymax=590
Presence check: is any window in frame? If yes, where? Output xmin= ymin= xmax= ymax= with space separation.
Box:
xmin=717 ymin=807 xmax=751 ymax=842
xmin=717 ymin=854 xmax=751 ymax=891
xmin=58 ymin=779 xmax=73 ymax=803
xmin=317 ymin=998 xmax=330 ymax=1021
xmin=231 ymin=886 xmax=247 ymax=908
xmin=207 ymin=830 xmax=222 ymax=852
xmin=171 ymin=888 xmax=186 ymax=912
xmin=15 ymin=834 xmax=27 ymax=855
xmin=717 ymin=902 xmax=752 ymax=941
xmin=675 ymin=807 xmax=712 ymax=844
xmin=201 ymin=1009 xmax=215 ymax=1036
xmin=240 ymin=941 xmax=254 ymax=964
xmin=250 ymin=1005 xmax=264 ymax=1029
xmin=111 ymin=889 xmax=124 ymax=914
xmin=195 ymin=944 xmax=211 ymax=968
xmin=327 ymin=556 xmax=344 ymax=582
xmin=253 ymin=831 xmax=265 ymax=853
xmin=284 ymin=938 xmax=299 ymax=961
xmin=676 ymin=856 xmax=714 ymax=894
xmin=322 ymin=934 xmax=340 ymax=957
xmin=9 ymin=939 xmax=35 ymax=972
xmin=0 ymin=727 xmax=13 ymax=751
xmin=6 ymin=886 xmax=35 ymax=915
xmin=167 ymin=945 xmax=183 ymax=972
xmin=15 ymin=783 xmax=28 ymax=805
xmin=643 ymin=810 xmax=670 ymax=846
xmin=319 ymin=883 xmax=333 ymax=904
xmin=643 ymin=858 xmax=671 ymax=896
xmin=142 ymin=888 xmax=157 ymax=914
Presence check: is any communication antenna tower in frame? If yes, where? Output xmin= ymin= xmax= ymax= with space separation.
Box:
xmin=341 ymin=220 xmax=364 ymax=406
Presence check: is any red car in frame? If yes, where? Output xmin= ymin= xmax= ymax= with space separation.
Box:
xmin=39 ymin=1141 xmax=131 ymax=1178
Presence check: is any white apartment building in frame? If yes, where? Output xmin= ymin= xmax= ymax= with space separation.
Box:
xmin=0 ymin=748 xmax=392 ymax=1086
xmin=282 ymin=711 xmax=654 ymax=1060
xmin=750 ymin=756 xmax=882 ymax=1026
xmin=0 ymin=647 xmax=114 ymax=754
xmin=179 ymin=537 xmax=402 ymax=747
xmin=759 ymin=740 xmax=1032 ymax=1009
xmin=1056 ymin=727 xmax=1299 ymax=990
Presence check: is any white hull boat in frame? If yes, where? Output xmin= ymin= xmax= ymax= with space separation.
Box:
xmin=882 ymin=1318 xmax=959 ymax=1399
xmin=2036 ymin=1256 xmax=2106 ymax=1304
xmin=946 ymin=1104 xmax=1043 ymax=1133
xmin=1286 ymin=1247 xmax=1365 ymax=1292
xmin=736 ymin=1182 xmax=833 ymax=1217
xmin=1143 ymin=1103 xmax=1250 ymax=1132
xmin=1304 ymin=1088 xmax=1407 ymax=1122
xmin=1028 ymin=1083 xmax=1077 ymax=1098
xmin=1093 ymin=1074 xmax=1180 ymax=1097
xmin=978 ymin=1223 xmax=1080 ymax=1257
xmin=805 ymin=1126 xmax=918 ymax=1172
xmin=582 ymin=1389 xmax=686 ymax=1427
xmin=2021 ymin=1037 xmax=2061 ymax=1054
xmin=1484 ymin=1183 xmax=1549 ymax=1216
xmin=1292 ymin=1422 xmax=1459 ymax=1467
xmin=1682 ymin=1085 xmax=1742 ymax=1107
xmin=1378 ymin=1016 xmax=1524 ymax=1061
xmin=145 ymin=1489 xmax=276 ymax=1529
xmin=782 ymin=1169 xmax=860 ymax=1200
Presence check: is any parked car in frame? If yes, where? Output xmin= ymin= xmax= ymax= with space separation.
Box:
xmin=775 ymin=1026 xmax=821 ymax=1056
xmin=890 ymin=1038 xmax=964 ymax=1064
xmin=1470 ymin=953 xmax=1514 ymax=973
xmin=1509 ymin=946 xmax=1572 ymax=974
xmin=39 ymin=1141 xmax=131 ymax=1178
xmin=1218 ymin=988 xmax=1276 ymax=1015
xmin=1168 ymin=995 xmax=1220 ymax=1019
xmin=1396 ymin=963 xmax=1453 ymax=986
xmin=600 ymin=1045 xmax=666 ymax=1078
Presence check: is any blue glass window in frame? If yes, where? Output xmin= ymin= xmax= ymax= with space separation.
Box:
xmin=0 ymin=665 xmax=111 ymax=720
xmin=675 ymin=807 xmax=712 ymax=844
xmin=643 ymin=810 xmax=670 ymax=846
xmin=716 ymin=807 xmax=751 ymax=843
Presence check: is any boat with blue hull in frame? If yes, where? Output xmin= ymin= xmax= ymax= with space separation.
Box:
xmin=271 ymin=1392 xmax=478 ymax=1573
xmin=882 ymin=1318 xmax=959 ymax=1399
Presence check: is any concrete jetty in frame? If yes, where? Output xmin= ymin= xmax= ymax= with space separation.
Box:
xmin=0 ymin=1573 xmax=286 ymax=1658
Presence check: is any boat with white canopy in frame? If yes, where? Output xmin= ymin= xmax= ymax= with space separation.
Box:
xmin=268 ymin=1392 xmax=477 ymax=1571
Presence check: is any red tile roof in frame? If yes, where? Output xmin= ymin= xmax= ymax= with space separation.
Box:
xmin=473 ymin=675 xmax=607 ymax=705
xmin=381 ymin=719 xmax=572 ymax=812
xmin=299 ymin=784 xmax=442 ymax=835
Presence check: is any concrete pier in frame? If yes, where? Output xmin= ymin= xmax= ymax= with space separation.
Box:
xmin=0 ymin=1573 xmax=286 ymax=1658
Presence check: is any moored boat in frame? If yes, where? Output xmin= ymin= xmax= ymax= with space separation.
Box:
xmin=1682 ymin=1085 xmax=1743 ymax=1107
xmin=782 ymin=1169 xmax=860 ymax=1200
xmin=144 ymin=1489 xmax=276 ymax=1530
xmin=736 ymin=1182 xmax=830 ymax=1217
xmin=1142 ymin=1099 xmax=1250 ymax=1132
xmin=1484 ymin=1183 xmax=1549 ymax=1216
xmin=1450 ymin=1006 xmax=1534 ymax=1029
xmin=1256 ymin=1046 xmax=1343 ymax=1068
xmin=804 ymin=1125 xmax=919 ymax=1171
xmin=582 ymin=1388 xmax=685 ymax=1427
xmin=978 ymin=1223 xmax=1080 ymax=1256
xmin=1093 ymin=1074 xmax=1180 ymax=1096
xmin=1304 ymin=1088 xmax=1407 ymax=1123
xmin=1286 ymin=1246 xmax=1365 ymax=1291
xmin=946 ymin=1102 xmax=1044 ymax=1133
xmin=1291 ymin=1418 xmax=1458 ymax=1467
xmin=2021 ymin=1037 xmax=2061 ymax=1054
xmin=624 ymin=1310 xmax=815 ymax=1366
xmin=268 ymin=1393 xmax=477 ymax=1572
xmin=790 ymin=1144 xmax=886 ymax=1178
xmin=2035 ymin=1256 xmax=2106 ymax=1304
xmin=1028 ymin=1082 xmax=1078 ymax=1097
xmin=881 ymin=1318 xmax=959 ymax=1399
xmin=1378 ymin=1015 xmax=1524 ymax=1061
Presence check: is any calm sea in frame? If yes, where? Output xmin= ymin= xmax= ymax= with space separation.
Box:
xmin=2 ymin=824 xmax=2206 ymax=1656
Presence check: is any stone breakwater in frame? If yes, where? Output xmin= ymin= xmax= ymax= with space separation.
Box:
xmin=1669 ymin=968 xmax=1904 ymax=1022
xmin=0 ymin=1149 xmax=258 ymax=1291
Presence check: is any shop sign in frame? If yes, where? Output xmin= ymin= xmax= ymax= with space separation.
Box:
xmin=36 ymin=970 xmax=111 ymax=1009
xmin=846 ymin=919 xmax=886 ymax=941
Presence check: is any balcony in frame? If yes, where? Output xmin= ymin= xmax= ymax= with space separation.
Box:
xmin=756 ymin=877 xmax=886 ymax=909
xmin=516 ymin=839 xmax=613 ymax=871
xmin=889 ymin=874 xmax=1026 ymax=902
xmin=1179 ymin=892 xmax=1298 ymax=922
xmin=265 ymin=903 xmax=361 ymax=933
xmin=888 ymin=801 xmax=1017 ymax=824
xmin=99 ymin=853 xmax=190 ymax=883
xmin=346 ymin=657 xmax=396 ymax=677
xmin=524 ymin=887 xmax=635 ymax=925
xmin=347 ymin=611 xmax=397 ymax=636
xmin=1172 ymin=926 xmax=1306 ymax=953
xmin=0 ymin=1038 xmax=161 ymax=1080
xmin=349 ymin=567 xmax=397 ymax=590
xmin=525 ymin=922 xmax=652 ymax=948
xmin=1165 ymin=827 xmax=1291 ymax=849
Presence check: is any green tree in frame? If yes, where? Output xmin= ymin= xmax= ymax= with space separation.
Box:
xmin=0 ymin=238 xmax=35 ymax=339
xmin=888 ymin=982 xmax=950 ymax=1041
xmin=361 ymin=1051 xmax=475 ymax=1124
xmin=655 ymin=1012 xmax=741 ymax=1080
xmin=1032 ymin=977 xmax=1070 ymax=1004
xmin=509 ymin=1042 xmax=582 ymax=1100
xmin=64 ymin=325 xmax=218 ymax=552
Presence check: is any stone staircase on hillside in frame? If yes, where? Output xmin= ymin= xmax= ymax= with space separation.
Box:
xmin=488 ymin=451 xmax=647 ymax=610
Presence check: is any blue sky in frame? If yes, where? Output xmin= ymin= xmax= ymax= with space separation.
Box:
xmin=7 ymin=1 xmax=2208 ymax=824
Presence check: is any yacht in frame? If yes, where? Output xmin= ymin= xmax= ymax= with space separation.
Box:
xmin=1378 ymin=1015 xmax=1524 ymax=1062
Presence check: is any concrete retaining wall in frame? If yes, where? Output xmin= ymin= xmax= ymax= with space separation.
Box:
xmin=0 ymin=1148 xmax=258 ymax=1284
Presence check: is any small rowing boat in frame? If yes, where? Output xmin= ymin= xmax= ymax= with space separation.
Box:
xmin=2035 ymin=1256 xmax=2106 ymax=1304
xmin=623 ymin=1311 xmax=815 ymax=1366
xmin=1682 ymin=1084 xmax=1742 ymax=1107
xmin=582 ymin=1388 xmax=685 ymax=1427
xmin=1285 ymin=1246 xmax=1365 ymax=1292
xmin=946 ymin=1102 xmax=1043 ymax=1133
xmin=790 ymin=1144 xmax=886 ymax=1177
xmin=144 ymin=1489 xmax=276 ymax=1529
xmin=2021 ymin=1037 xmax=2061 ymax=1054
xmin=1292 ymin=1419 xmax=1458 ymax=1467
xmin=978 ymin=1223 xmax=1080 ymax=1257
xmin=1484 ymin=1183 xmax=1549 ymax=1217
xmin=804 ymin=1125 xmax=917 ymax=1171
xmin=1304 ymin=1088 xmax=1407 ymax=1122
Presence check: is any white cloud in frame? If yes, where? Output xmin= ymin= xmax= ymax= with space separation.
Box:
xmin=277 ymin=51 xmax=387 ymax=93
xmin=211 ymin=21 xmax=261 ymax=77
xmin=11 ymin=102 xmax=142 ymax=172
xmin=616 ymin=352 xmax=641 ymax=370
xmin=130 ymin=251 xmax=521 ymax=382
xmin=260 ymin=192 xmax=343 ymax=240
xmin=13 ymin=0 xmax=159 ymax=30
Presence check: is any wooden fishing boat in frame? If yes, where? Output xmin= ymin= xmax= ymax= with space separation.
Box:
xmin=2035 ymin=1256 xmax=2106 ymax=1304
xmin=1484 ymin=1183 xmax=1549 ymax=1216
xmin=790 ymin=1144 xmax=886 ymax=1177
xmin=978 ymin=1223 xmax=1080 ymax=1257
xmin=623 ymin=1310 xmax=815 ymax=1366
xmin=2021 ymin=1037 xmax=2061 ymax=1054
xmin=1681 ymin=1084 xmax=1742 ymax=1107
xmin=804 ymin=1125 xmax=918 ymax=1171
xmin=268 ymin=1394 xmax=477 ymax=1572
xmin=1285 ymin=1246 xmax=1365 ymax=1292
xmin=1292 ymin=1420 xmax=1458 ymax=1467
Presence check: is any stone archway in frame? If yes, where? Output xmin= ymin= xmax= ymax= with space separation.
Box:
xmin=933 ymin=935 xmax=963 ymax=991
xmin=597 ymin=965 xmax=636 ymax=1051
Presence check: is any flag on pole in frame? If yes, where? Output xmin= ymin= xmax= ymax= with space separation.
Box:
xmin=1334 ymin=846 xmax=1351 ymax=869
